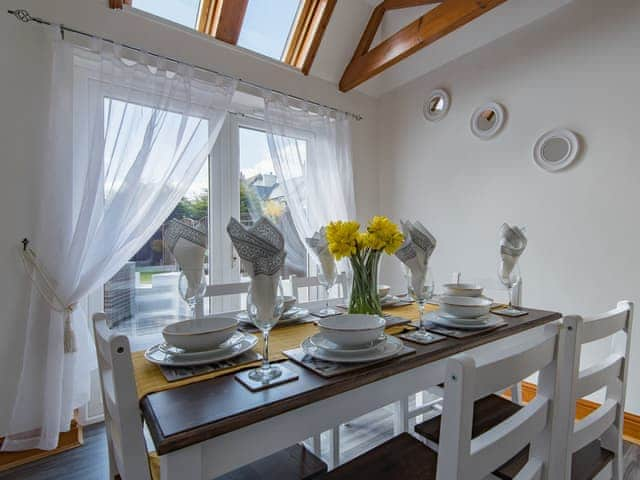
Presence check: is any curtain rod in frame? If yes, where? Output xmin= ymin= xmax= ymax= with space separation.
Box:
xmin=7 ymin=8 xmax=364 ymax=121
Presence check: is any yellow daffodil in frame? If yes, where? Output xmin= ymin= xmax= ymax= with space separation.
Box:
xmin=366 ymin=216 xmax=404 ymax=255
xmin=326 ymin=220 xmax=360 ymax=260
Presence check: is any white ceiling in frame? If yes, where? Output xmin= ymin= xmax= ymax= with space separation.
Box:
xmin=309 ymin=0 xmax=575 ymax=97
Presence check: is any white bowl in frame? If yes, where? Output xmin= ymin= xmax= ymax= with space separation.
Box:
xmin=439 ymin=295 xmax=492 ymax=318
xmin=441 ymin=283 xmax=484 ymax=297
xmin=162 ymin=316 xmax=238 ymax=352
xmin=317 ymin=314 xmax=386 ymax=348
xmin=282 ymin=295 xmax=297 ymax=313
xmin=378 ymin=284 xmax=391 ymax=298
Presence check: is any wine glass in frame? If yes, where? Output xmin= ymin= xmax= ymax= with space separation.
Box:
xmin=497 ymin=264 xmax=521 ymax=315
xmin=246 ymin=278 xmax=285 ymax=383
xmin=317 ymin=262 xmax=338 ymax=316
xmin=405 ymin=267 xmax=435 ymax=338
xmin=178 ymin=268 xmax=206 ymax=317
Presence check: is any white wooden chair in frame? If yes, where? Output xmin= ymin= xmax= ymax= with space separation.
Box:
xmin=93 ymin=313 xmax=327 ymax=480
xmin=196 ymin=281 xmax=250 ymax=316
xmin=290 ymin=273 xmax=348 ymax=303
xmin=94 ymin=312 xmax=154 ymax=480
xmin=559 ymin=301 xmax=634 ymax=480
xmin=322 ymin=322 xmax=566 ymax=480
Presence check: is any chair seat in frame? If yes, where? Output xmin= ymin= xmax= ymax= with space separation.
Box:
xmin=320 ymin=433 xmax=437 ymax=480
xmin=149 ymin=444 xmax=327 ymax=480
xmin=415 ymin=394 xmax=522 ymax=444
xmin=415 ymin=394 xmax=613 ymax=480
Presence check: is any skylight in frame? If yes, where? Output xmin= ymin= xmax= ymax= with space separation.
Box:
xmin=134 ymin=0 xmax=202 ymax=29
xmin=237 ymin=0 xmax=301 ymax=60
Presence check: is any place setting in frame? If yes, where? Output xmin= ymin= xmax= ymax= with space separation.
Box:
xmin=143 ymin=316 xmax=261 ymax=381
xmin=284 ymin=314 xmax=415 ymax=378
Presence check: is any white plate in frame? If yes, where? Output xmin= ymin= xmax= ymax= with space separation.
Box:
xmin=158 ymin=331 xmax=246 ymax=358
xmin=308 ymin=333 xmax=387 ymax=354
xmin=441 ymin=283 xmax=484 ymax=297
xmin=428 ymin=312 xmax=502 ymax=331
xmin=145 ymin=332 xmax=258 ymax=367
xmin=301 ymin=335 xmax=404 ymax=363
xmin=438 ymin=312 xmax=492 ymax=325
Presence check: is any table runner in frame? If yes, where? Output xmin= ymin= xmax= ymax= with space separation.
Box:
xmin=132 ymin=303 xmax=434 ymax=400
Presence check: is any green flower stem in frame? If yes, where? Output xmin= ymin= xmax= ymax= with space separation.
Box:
xmin=348 ymin=248 xmax=383 ymax=315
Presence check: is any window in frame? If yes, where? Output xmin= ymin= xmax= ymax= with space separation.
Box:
xmin=133 ymin=0 xmax=202 ymax=29
xmin=126 ymin=0 xmax=336 ymax=74
xmin=238 ymin=126 xmax=307 ymax=279
xmin=103 ymin=113 xmax=309 ymax=344
xmin=236 ymin=0 xmax=301 ymax=60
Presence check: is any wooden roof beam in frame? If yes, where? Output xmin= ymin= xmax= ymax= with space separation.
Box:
xmin=340 ymin=0 xmax=507 ymax=92
xmin=197 ymin=0 xmax=248 ymax=45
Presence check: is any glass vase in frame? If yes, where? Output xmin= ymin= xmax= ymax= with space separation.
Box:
xmin=348 ymin=251 xmax=383 ymax=315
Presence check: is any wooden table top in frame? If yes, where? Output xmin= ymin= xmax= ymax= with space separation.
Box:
xmin=141 ymin=307 xmax=561 ymax=454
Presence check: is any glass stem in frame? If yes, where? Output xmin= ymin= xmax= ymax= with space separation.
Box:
xmin=325 ymin=286 xmax=330 ymax=309
xmin=262 ymin=330 xmax=270 ymax=370
xmin=508 ymin=287 xmax=513 ymax=310
xmin=418 ymin=300 xmax=426 ymax=333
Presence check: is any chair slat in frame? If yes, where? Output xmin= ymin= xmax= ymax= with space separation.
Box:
xmin=473 ymin=334 xmax=556 ymax=399
xmin=572 ymin=399 xmax=617 ymax=452
xmin=576 ymin=354 xmax=623 ymax=399
xmin=581 ymin=308 xmax=629 ymax=344
xmin=205 ymin=281 xmax=249 ymax=297
xmin=512 ymin=457 xmax=542 ymax=480
xmin=470 ymin=396 xmax=549 ymax=478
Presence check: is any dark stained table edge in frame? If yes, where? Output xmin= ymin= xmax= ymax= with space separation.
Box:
xmin=141 ymin=308 xmax=561 ymax=454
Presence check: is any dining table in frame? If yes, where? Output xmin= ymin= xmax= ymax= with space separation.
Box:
xmin=132 ymin=299 xmax=561 ymax=479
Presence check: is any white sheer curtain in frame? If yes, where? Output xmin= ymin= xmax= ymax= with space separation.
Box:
xmin=3 ymin=33 xmax=236 ymax=451
xmin=262 ymin=91 xmax=356 ymax=242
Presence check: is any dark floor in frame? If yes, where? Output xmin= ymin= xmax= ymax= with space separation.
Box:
xmin=2 ymin=411 xmax=639 ymax=479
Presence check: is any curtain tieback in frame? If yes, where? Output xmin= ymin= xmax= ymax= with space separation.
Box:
xmin=19 ymin=243 xmax=77 ymax=354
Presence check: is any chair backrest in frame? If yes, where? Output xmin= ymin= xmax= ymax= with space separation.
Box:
xmin=291 ymin=273 xmax=347 ymax=303
xmin=93 ymin=313 xmax=151 ymax=480
xmin=437 ymin=322 xmax=565 ymax=480
xmin=200 ymin=281 xmax=250 ymax=315
xmin=560 ymin=301 xmax=634 ymax=477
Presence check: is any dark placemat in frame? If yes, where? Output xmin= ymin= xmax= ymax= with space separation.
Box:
xmin=421 ymin=319 xmax=508 ymax=339
xmin=283 ymin=345 xmax=415 ymax=378
xmin=159 ymin=350 xmax=262 ymax=382
xmin=383 ymin=314 xmax=412 ymax=328
xmin=398 ymin=330 xmax=447 ymax=345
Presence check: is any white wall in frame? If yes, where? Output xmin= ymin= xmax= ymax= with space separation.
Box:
xmin=377 ymin=0 xmax=640 ymax=412
xmin=0 ymin=0 xmax=379 ymax=435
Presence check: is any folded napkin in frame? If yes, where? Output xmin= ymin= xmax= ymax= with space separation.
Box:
xmin=499 ymin=223 xmax=527 ymax=280
xmin=306 ymin=227 xmax=336 ymax=281
xmin=395 ymin=221 xmax=436 ymax=295
xmin=164 ymin=219 xmax=207 ymax=296
xmin=227 ymin=217 xmax=286 ymax=323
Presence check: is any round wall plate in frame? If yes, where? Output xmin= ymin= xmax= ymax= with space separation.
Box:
xmin=423 ymin=88 xmax=450 ymax=122
xmin=470 ymin=102 xmax=505 ymax=139
xmin=533 ymin=128 xmax=580 ymax=172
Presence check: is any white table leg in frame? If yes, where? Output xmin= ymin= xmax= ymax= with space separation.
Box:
xmin=328 ymin=427 xmax=340 ymax=469
xmin=393 ymin=399 xmax=409 ymax=435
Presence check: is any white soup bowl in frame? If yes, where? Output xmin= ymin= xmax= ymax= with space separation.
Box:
xmin=317 ymin=314 xmax=386 ymax=348
xmin=162 ymin=316 xmax=238 ymax=352
xmin=439 ymin=295 xmax=492 ymax=318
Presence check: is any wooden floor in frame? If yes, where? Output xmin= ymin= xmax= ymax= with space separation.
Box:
xmin=1 ymin=406 xmax=639 ymax=479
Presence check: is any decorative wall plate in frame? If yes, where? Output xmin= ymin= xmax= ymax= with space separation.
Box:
xmin=533 ymin=128 xmax=580 ymax=172
xmin=470 ymin=102 xmax=505 ymax=139
xmin=423 ymin=88 xmax=450 ymax=122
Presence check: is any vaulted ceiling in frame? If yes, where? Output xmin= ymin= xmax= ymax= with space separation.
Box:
xmin=112 ymin=0 xmax=575 ymax=98
xmin=309 ymin=0 xmax=574 ymax=97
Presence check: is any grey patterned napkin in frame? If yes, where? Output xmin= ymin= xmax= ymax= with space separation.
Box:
xmin=395 ymin=221 xmax=436 ymax=294
xmin=499 ymin=223 xmax=527 ymax=279
xmin=227 ymin=217 xmax=285 ymax=276
xmin=164 ymin=219 xmax=207 ymax=293
xmin=306 ymin=227 xmax=336 ymax=280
